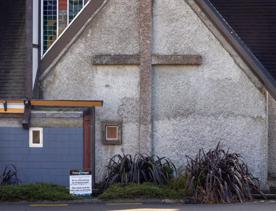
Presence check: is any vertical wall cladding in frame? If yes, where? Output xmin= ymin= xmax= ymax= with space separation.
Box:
xmin=152 ymin=0 xmax=267 ymax=184
xmin=0 ymin=127 xmax=83 ymax=186
xmin=268 ymin=95 xmax=276 ymax=177
xmin=41 ymin=0 xmax=140 ymax=182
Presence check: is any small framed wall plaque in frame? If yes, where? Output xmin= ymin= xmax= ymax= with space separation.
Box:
xmin=101 ymin=121 xmax=122 ymax=145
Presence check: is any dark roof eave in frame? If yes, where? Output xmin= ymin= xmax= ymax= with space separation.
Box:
xmin=194 ymin=0 xmax=276 ymax=99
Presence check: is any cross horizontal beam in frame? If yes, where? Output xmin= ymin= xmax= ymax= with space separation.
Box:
xmin=152 ymin=55 xmax=202 ymax=65
xmin=93 ymin=54 xmax=140 ymax=65
xmin=92 ymin=54 xmax=202 ymax=65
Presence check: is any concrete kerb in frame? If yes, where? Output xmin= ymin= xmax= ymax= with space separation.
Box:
xmin=0 ymin=199 xmax=187 ymax=205
xmin=1 ymin=196 xmax=276 ymax=206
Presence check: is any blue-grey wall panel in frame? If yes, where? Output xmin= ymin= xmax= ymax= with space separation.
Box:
xmin=0 ymin=127 xmax=83 ymax=186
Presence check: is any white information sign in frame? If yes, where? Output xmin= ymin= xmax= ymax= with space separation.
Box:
xmin=69 ymin=170 xmax=92 ymax=196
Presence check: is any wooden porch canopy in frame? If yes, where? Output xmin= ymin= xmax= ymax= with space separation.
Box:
xmin=0 ymin=99 xmax=103 ymax=114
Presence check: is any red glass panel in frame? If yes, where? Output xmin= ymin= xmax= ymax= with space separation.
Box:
xmin=58 ymin=0 xmax=67 ymax=34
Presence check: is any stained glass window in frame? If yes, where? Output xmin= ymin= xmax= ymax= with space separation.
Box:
xmin=69 ymin=0 xmax=83 ymax=22
xmin=58 ymin=0 xmax=67 ymax=35
xmin=42 ymin=0 xmax=88 ymax=54
xmin=43 ymin=0 xmax=57 ymax=53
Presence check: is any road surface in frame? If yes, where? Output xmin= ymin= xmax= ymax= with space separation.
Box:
xmin=0 ymin=200 xmax=276 ymax=211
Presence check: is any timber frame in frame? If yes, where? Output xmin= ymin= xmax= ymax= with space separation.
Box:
xmin=0 ymin=99 xmax=103 ymax=125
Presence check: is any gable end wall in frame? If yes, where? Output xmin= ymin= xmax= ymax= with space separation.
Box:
xmin=40 ymin=0 xmax=269 ymax=186
xmin=151 ymin=0 xmax=267 ymax=186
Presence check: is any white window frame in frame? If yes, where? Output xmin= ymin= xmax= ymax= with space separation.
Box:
xmin=40 ymin=0 xmax=43 ymax=57
xmin=29 ymin=128 xmax=43 ymax=148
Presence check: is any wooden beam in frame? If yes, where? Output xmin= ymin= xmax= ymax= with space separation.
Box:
xmin=0 ymin=100 xmax=103 ymax=107
xmin=90 ymin=107 xmax=96 ymax=186
xmin=22 ymin=100 xmax=31 ymax=129
xmin=83 ymin=109 xmax=92 ymax=171
xmin=152 ymin=55 xmax=202 ymax=65
xmin=92 ymin=54 xmax=202 ymax=66
xmin=0 ymin=100 xmax=25 ymax=114
xmin=138 ymin=0 xmax=153 ymax=154
xmin=0 ymin=100 xmax=24 ymax=104
xmin=0 ymin=108 xmax=24 ymax=114
xmin=0 ymin=100 xmax=103 ymax=115
xmin=30 ymin=100 xmax=103 ymax=107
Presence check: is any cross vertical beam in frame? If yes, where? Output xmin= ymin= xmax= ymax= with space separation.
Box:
xmin=138 ymin=0 xmax=153 ymax=154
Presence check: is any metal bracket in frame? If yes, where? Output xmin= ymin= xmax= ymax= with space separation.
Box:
xmin=23 ymin=98 xmax=31 ymax=109
xmin=22 ymin=98 xmax=31 ymax=129
xmin=32 ymin=43 xmax=40 ymax=48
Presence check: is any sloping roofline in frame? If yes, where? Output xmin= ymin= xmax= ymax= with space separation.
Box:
xmin=34 ymin=0 xmax=107 ymax=97
xmin=36 ymin=0 xmax=276 ymax=99
xmin=195 ymin=0 xmax=276 ymax=99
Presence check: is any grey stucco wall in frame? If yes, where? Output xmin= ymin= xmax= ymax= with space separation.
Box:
xmin=0 ymin=127 xmax=82 ymax=186
xmin=0 ymin=117 xmax=23 ymax=127
xmin=152 ymin=0 xmax=267 ymax=185
xmin=40 ymin=0 xmax=268 ymax=185
xmin=41 ymin=0 xmax=140 ymax=182
xmin=268 ymin=94 xmax=276 ymax=177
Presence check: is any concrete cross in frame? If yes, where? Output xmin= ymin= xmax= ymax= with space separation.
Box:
xmin=92 ymin=0 xmax=202 ymax=154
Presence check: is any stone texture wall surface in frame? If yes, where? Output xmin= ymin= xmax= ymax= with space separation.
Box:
xmin=152 ymin=0 xmax=267 ymax=185
xmin=40 ymin=0 xmax=268 ymax=185
xmin=0 ymin=117 xmax=22 ymax=127
xmin=268 ymin=94 xmax=276 ymax=177
xmin=41 ymin=0 xmax=140 ymax=182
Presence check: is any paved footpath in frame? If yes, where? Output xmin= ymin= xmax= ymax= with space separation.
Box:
xmin=0 ymin=200 xmax=276 ymax=211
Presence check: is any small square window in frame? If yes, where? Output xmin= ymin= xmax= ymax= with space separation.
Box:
xmin=29 ymin=128 xmax=43 ymax=148
xmin=102 ymin=122 xmax=122 ymax=145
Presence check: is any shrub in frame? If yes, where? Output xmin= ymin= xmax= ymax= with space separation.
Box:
xmin=169 ymin=174 xmax=188 ymax=191
xmin=168 ymin=174 xmax=193 ymax=198
xmin=0 ymin=164 xmax=20 ymax=185
xmin=0 ymin=183 xmax=75 ymax=201
xmin=185 ymin=143 xmax=263 ymax=203
xmin=98 ymin=183 xmax=183 ymax=200
xmin=102 ymin=153 xmax=176 ymax=189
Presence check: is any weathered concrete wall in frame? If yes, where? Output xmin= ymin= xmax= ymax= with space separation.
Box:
xmin=41 ymin=0 xmax=140 ymax=182
xmin=268 ymin=94 xmax=276 ymax=177
xmin=40 ymin=0 xmax=268 ymax=185
xmin=0 ymin=117 xmax=22 ymax=127
xmin=31 ymin=111 xmax=83 ymax=128
xmin=152 ymin=0 xmax=267 ymax=185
